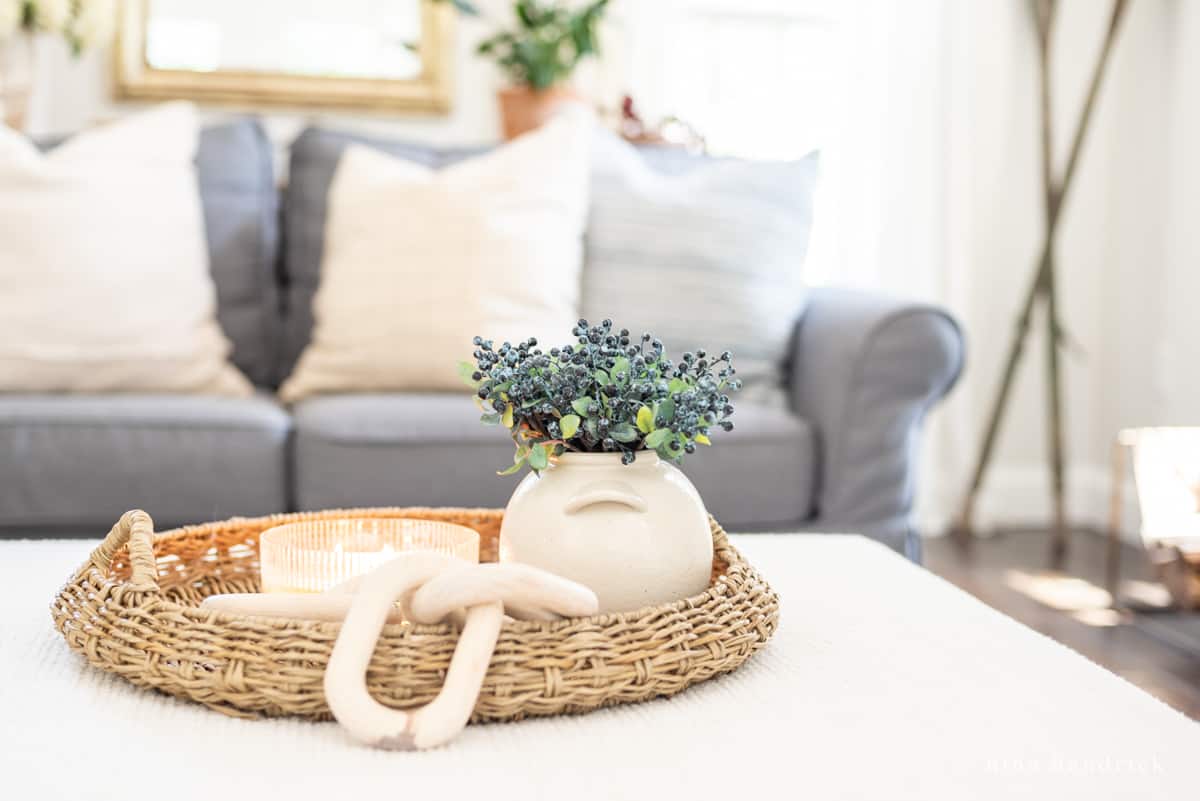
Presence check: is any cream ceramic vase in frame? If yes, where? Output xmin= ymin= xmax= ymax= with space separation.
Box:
xmin=499 ymin=451 xmax=713 ymax=613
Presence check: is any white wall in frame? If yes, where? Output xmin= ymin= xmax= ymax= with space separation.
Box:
xmin=919 ymin=0 xmax=1200 ymax=538
xmin=1158 ymin=1 xmax=1200 ymax=425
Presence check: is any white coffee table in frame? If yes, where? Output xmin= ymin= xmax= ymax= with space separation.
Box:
xmin=4 ymin=535 xmax=1197 ymax=800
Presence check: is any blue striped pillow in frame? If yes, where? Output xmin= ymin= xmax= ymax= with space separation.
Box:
xmin=582 ymin=132 xmax=819 ymax=403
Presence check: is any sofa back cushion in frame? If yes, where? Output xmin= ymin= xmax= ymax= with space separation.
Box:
xmin=280 ymin=126 xmax=816 ymax=396
xmin=280 ymin=128 xmax=483 ymax=384
xmin=195 ymin=119 xmax=280 ymax=387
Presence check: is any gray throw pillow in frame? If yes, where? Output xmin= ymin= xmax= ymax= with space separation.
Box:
xmin=582 ymin=131 xmax=818 ymax=403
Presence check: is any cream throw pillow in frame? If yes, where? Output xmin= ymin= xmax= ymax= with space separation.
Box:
xmin=0 ymin=103 xmax=250 ymax=395
xmin=279 ymin=115 xmax=590 ymax=401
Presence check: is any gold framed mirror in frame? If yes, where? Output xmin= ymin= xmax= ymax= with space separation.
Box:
xmin=115 ymin=0 xmax=455 ymax=113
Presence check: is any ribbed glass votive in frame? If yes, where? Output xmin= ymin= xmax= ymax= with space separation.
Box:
xmin=259 ymin=518 xmax=480 ymax=594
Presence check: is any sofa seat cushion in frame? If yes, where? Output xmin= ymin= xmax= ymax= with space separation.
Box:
xmin=678 ymin=403 xmax=817 ymax=529
xmin=0 ymin=395 xmax=290 ymax=530
xmin=292 ymin=394 xmax=815 ymax=528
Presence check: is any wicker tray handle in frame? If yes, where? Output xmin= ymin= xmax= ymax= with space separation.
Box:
xmin=88 ymin=509 xmax=159 ymax=592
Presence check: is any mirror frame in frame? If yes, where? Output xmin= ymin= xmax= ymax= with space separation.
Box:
xmin=115 ymin=0 xmax=455 ymax=113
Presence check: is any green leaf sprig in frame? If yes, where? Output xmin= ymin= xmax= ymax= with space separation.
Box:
xmin=439 ymin=0 xmax=610 ymax=91
xmin=460 ymin=318 xmax=741 ymax=475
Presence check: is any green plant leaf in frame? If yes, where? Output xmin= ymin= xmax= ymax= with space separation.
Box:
xmin=656 ymin=398 xmax=676 ymax=424
xmin=636 ymin=405 xmax=654 ymax=434
xmin=457 ymin=360 xmax=479 ymax=388
xmin=611 ymin=356 xmax=630 ymax=381
xmin=497 ymin=460 xmax=524 ymax=476
xmin=502 ymin=403 xmax=514 ymax=429
xmin=449 ymin=0 xmax=480 ymax=15
xmin=528 ymin=442 xmax=550 ymax=471
xmin=593 ymin=369 xmax=611 ymax=386
xmin=668 ymin=377 xmax=687 ymax=393
xmin=477 ymin=31 xmax=513 ymax=55
xmin=609 ymin=423 xmax=637 ymax=443
xmin=474 ymin=0 xmax=609 ymax=90
xmin=560 ymin=414 xmax=581 ymax=439
xmin=497 ymin=446 xmax=527 ymax=475
xmin=645 ymin=428 xmax=673 ymax=449
xmin=515 ymin=0 xmax=537 ymax=28
xmin=570 ymin=17 xmax=594 ymax=57
xmin=480 ymin=412 xmax=502 ymax=425
xmin=571 ymin=397 xmax=593 ymax=416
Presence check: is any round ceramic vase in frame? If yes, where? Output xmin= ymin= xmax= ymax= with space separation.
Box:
xmin=499 ymin=451 xmax=713 ymax=613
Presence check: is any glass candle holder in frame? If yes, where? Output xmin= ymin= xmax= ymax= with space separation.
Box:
xmin=259 ymin=518 xmax=480 ymax=594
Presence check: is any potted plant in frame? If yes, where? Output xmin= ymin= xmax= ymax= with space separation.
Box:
xmin=459 ymin=318 xmax=741 ymax=612
xmin=444 ymin=0 xmax=609 ymax=140
xmin=0 ymin=0 xmax=114 ymax=130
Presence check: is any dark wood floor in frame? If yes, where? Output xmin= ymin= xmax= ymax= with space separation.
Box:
xmin=925 ymin=528 xmax=1200 ymax=720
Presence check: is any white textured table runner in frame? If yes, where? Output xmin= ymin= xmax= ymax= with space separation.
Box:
xmin=3 ymin=535 xmax=1198 ymax=800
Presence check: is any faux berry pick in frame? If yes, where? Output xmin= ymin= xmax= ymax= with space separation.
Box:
xmin=458 ymin=319 xmax=741 ymax=475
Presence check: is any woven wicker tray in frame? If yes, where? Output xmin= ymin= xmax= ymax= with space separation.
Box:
xmin=51 ymin=507 xmax=779 ymax=721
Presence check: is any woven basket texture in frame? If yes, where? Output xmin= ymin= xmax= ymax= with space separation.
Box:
xmin=51 ymin=507 xmax=780 ymax=722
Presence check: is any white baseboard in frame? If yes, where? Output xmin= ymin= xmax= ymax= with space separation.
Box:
xmin=918 ymin=463 xmax=1142 ymax=543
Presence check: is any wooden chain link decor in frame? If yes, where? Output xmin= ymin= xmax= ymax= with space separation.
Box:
xmin=50 ymin=507 xmax=779 ymax=722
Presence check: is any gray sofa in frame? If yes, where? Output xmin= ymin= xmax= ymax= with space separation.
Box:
xmin=0 ymin=119 xmax=963 ymax=560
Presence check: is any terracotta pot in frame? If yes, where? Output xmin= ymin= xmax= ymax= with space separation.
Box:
xmin=496 ymin=84 xmax=582 ymax=140
xmin=499 ymin=451 xmax=713 ymax=613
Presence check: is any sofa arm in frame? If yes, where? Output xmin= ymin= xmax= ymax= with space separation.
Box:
xmin=788 ymin=288 xmax=964 ymax=541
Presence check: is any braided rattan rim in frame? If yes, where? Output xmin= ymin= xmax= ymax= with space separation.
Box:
xmin=51 ymin=507 xmax=780 ymax=722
